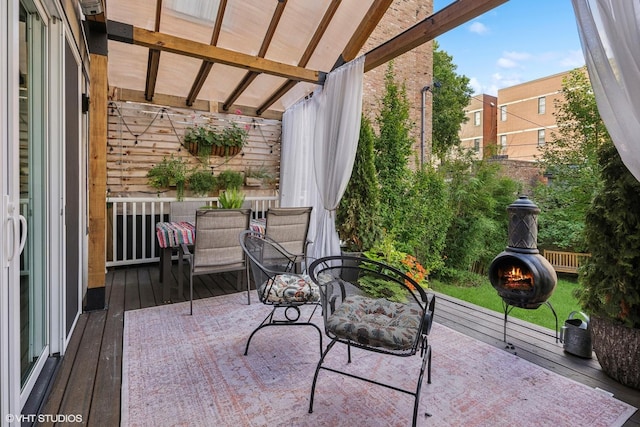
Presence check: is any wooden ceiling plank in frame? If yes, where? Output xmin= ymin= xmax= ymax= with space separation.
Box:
xmin=364 ymin=0 xmax=509 ymax=72
xmin=337 ymin=0 xmax=394 ymax=66
xmin=255 ymin=0 xmax=341 ymax=114
xmin=222 ymin=0 xmax=288 ymax=110
xmin=114 ymin=25 xmax=321 ymax=84
xmin=143 ymin=0 xmax=163 ymax=101
xmin=257 ymin=80 xmax=297 ymax=116
xmin=186 ymin=0 xmax=227 ymax=106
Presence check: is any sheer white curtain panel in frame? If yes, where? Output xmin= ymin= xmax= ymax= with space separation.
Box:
xmin=280 ymin=93 xmax=322 ymax=248
xmin=572 ymin=0 xmax=640 ymax=181
xmin=310 ymin=55 xmax=365 ymax=261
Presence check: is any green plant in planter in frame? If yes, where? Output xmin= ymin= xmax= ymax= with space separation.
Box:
xmin=218 ymin=188 xmax=245 ymax=209
xmin=183 ymin=126 xmax=220 ymax=158
xmin=577 ymin=141 xmax=640 ymax=389
xmin=216 ymin=169 xmax=244 ymax=191
xmin=146 ymin=155 xmax=188 ymax=200
xmin=244 ymin=165 xmax=274 ymax=187
xmin=188 ymin=167 xmax=217 ymax=196
xmin=220 ymin=123 xmax=248 ymax=156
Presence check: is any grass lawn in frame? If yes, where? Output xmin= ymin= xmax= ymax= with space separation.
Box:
xmin=430 ymin=274 xmax=584 ymax=331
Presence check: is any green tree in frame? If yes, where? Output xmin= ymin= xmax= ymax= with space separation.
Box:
xmin=439 ymin=155 xmax=520 ymax=276
xmin=395 ymin=164 xmax=451 ymax=273
xmin=534 ymin=68 xmax=608 ymax=251
xmin=374 ymin=62 xmax=414 ymax=233
xmin=432 ymin=41 xmax=474 ymax=162
xmin=337 ymin=115 xmax=382 ymax=252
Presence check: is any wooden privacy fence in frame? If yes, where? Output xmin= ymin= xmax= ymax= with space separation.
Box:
xmin=543 ymin=250 xmax=591 ymax=274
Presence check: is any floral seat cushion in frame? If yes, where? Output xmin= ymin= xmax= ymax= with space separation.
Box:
xmin=259 ymin=273 xmax=321 ymax=304
xmin=326 ymin=295 xmax=421 ymax=350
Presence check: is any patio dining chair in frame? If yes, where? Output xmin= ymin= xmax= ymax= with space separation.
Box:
xmin=181 ymin=208 xmax=251 ymax=315
xmin=307 ymin=255 xmax=436 ymax=427
xmin=239 ymin=230 xmax=322 ymax=356
xmin=265 ymin=206 xmax=312 ymax=268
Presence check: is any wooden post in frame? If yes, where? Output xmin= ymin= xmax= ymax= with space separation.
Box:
xmin=86 ymin=51 xmax=108 ymax=310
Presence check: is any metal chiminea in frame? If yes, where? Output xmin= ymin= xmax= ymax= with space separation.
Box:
xmin=488 ymin=196 xmax=558 ymax=341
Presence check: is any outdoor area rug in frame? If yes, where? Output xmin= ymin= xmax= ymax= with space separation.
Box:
xmin=122 ymin=293 xmax=636 ymax=427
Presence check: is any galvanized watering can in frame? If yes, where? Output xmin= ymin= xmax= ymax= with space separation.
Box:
xmin=560 ymin=311 xmax=592 ymax=358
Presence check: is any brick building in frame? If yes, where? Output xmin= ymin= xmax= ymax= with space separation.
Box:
xmin=459 ymin=93 xmax=498 ymax=160
xmin=362 ymin=0 xmax=434 ymax=168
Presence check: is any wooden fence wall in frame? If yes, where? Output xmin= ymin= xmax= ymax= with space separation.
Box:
xmin=106 ymin=101 xmax=282 ymax=198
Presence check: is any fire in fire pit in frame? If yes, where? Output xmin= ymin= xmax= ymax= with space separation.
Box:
xmin=488 ymin=196 xmax=557 ymax=309
xmin=501 ymin=265 xmax=533 ymax=291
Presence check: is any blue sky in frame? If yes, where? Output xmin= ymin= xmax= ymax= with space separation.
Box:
xmin=432 ymin=0 xmax=585 ymax=95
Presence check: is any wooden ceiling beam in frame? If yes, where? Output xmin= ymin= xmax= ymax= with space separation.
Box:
xmin=255 ymin=0 xmax=342 ymax=115
xmin=186 ymin=0 xmax=227 ymax=106
xmin=222 ymin=0 xmax=288 ymax=111
xmin=110 ymin=24 xmax=322 ymax=83
xmin=334 ymin=0 xmax=394 ymax=68
xmin=364 ymin=0 xmax=509 ymax=72
xmin=144 ymin=0 xmax=163 ymax=101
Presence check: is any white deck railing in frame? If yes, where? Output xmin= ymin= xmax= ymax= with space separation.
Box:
xmin=106 ymin=196 xmax=279 ymax=267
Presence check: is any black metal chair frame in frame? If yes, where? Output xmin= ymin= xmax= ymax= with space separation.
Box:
xmin=239 ymin=230 xmax=323 ymax=357
xmin=307 ymin=255 xmax=436 ymax=427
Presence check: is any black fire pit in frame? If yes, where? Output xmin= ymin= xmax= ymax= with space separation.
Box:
xmin=488 ymin=196 xmax=558 ymax=341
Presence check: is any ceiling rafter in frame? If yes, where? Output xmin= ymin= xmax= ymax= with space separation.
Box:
xmin=144 ymin=0 xmax=163 ymax=101
xmin=185 ymin=0 xmax=228 ymax=106
xmin=255 ymin=0 xmax=345 ymax=115
xmin=221 ymin=0 xmax=289 ymax=111
xmin=108 ymin=22 xmax=322 ymax=83
xmin=364 ymin=0 xmax=509 ymax=72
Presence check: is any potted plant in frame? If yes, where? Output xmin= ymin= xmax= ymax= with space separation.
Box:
xmin=244 ymin=165 xmax=274 ymax=187
xmin=337 ymin=114 xmax=382 ymax=253
xmin=216 ymin=169 xmax=244 ymax=192
xmin=218 ymin=188 xmax=245 ymax=209
xmin=187 ymin=167 xmax=217 ymax=197
xmin=147 ymin=155 xmax=188 ymax=201
xmin=577 ymin=141 xmax=640 ymax=389
xmin=219 ymin=123 xmax=247 ymax=157
xmin=183 ymin=126 xmax=220 ymax=158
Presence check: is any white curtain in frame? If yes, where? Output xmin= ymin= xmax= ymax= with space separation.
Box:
xmin=280 ymin=91 xmax=322 ymax=248
xmin=572 ymin=0 xmax=640 ymax=182
xmin=279 ymin=55 xmax=365 ymax=261
xmin=310 ymin=55 xmax=365 ymax=261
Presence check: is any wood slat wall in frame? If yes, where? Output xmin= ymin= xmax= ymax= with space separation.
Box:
xmin=106 ymin=101 xmax=282 ymax=198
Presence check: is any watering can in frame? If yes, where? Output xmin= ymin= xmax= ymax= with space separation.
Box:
xmin=560 ymin=311 xmax=592 ymax=358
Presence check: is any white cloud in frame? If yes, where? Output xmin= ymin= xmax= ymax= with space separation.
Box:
xmin=497 ymin=57 xmax=518 ymax=69
xmin=503 ymin=51 xmax=532 ymax=61
xmin=468 ymin=77 xmax=483 ymax=95
xmin=468 ymin=21 xmax=489 ymax=35
xmin=560 ymin=49 xmax=585 ymax=68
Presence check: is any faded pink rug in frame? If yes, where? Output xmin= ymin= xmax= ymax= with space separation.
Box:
xmin=122 ymin=293 xmax=636 ymax=426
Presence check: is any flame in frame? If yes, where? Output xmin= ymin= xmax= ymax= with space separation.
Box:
xmin=501 ymin=265 xmax=533 ymax=290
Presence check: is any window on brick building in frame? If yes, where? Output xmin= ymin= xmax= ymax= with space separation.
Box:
xmin=474 ymin=138 xmax=480 ymax=152
xmin=538 ymin=129 xmax=546 ymax=146
xmin=538 ymin=97 xmax=546 ymax=114
xmin=474 ymin=111 xmax=481 ymax=126
xmin=500 ymin=135 xmax=507 ymax=152
xmin=500 ymin=105 xmax=507 ymax=121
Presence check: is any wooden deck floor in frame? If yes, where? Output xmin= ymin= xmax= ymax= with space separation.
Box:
xmin=39 ymin=262 xmax=639 ymax=426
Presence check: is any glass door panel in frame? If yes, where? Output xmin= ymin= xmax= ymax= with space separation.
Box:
xmin=18 ymin=1 xmax=47 ymax=388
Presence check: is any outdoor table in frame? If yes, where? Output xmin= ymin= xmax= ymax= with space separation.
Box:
xmin=156 ymin=218 xmax=266 ymax=302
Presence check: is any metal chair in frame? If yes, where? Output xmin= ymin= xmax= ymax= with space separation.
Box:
xmin=239 ymin=230 xmax=322 ymax=356
xmin=307 ymin=255 xmax=435 ymax=427
xmin=265 ymin=206 xmax=312 ymax=264
xmin=181 ymin=208 xmax=251 ymax=314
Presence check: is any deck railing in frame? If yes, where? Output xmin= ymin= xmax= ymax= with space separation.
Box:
xmin=543 ymin=250 xmax=591 ymax=274
xmin=105 ymin=196 xmax=279 ymax=267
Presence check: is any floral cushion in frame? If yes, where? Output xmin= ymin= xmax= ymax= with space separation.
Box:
xmin=259 ymin=274 xmax=321 ymax=304
xmin=326 ymin=295 xmax=421 ymax=350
